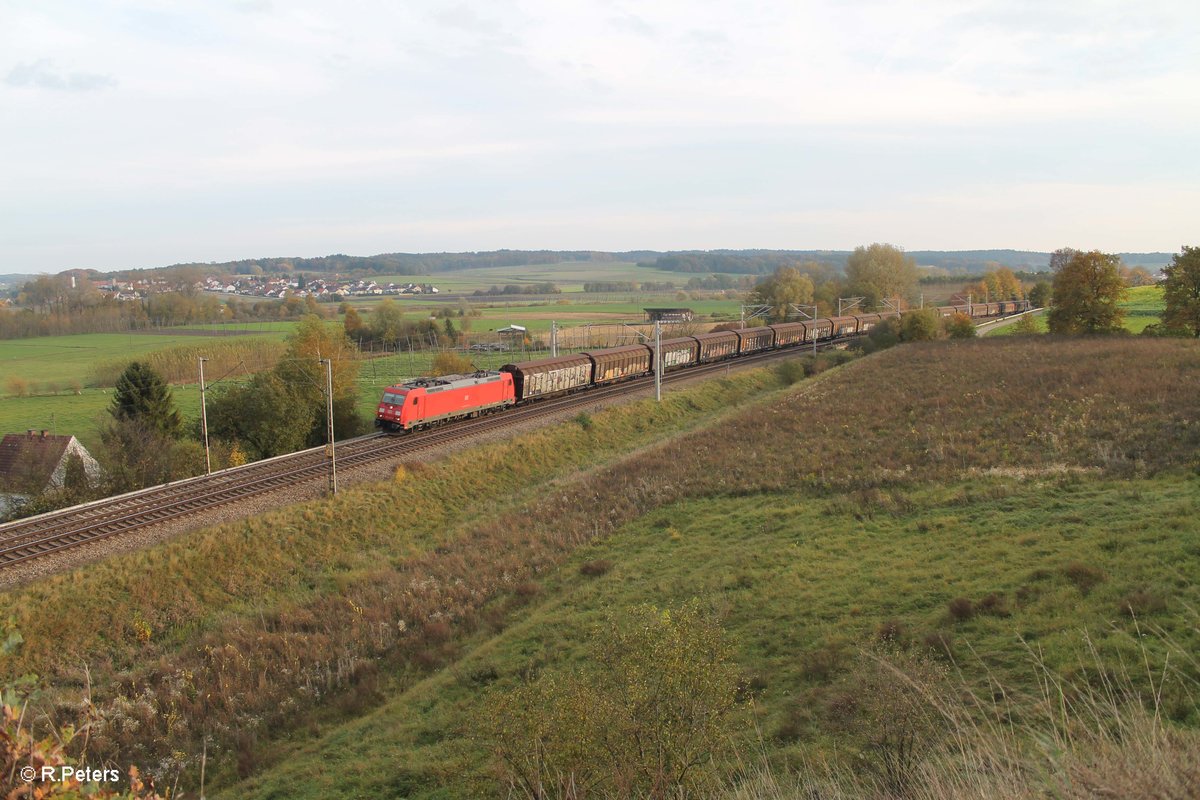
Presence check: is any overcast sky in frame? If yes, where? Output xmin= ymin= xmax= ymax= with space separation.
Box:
xmin=2 ymin=0 xmax=1197 ymax=273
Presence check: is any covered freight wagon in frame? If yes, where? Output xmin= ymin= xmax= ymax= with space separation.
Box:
xmin=583 ymin=345 xmax=652 ymax=384
xmin=735 ymin=326 xmax=774 ymax=353
xmin=804 ymin=318 xmax=834 ymax=341
xmin=769 ymin=322 xmax=806 ymax=347
xmin=649 ymin=337 xmax=700 ymax=371
xmin=855 ymin=313 xmax=882 ymax=333
xmin=376 ymin=371 xmax=515 ymax=431
xmin=692 ymin=330 xmax=739 ymax=362
xmin=829 ymin=316 xmax=859 ymax=337
xmin=501 ymin=354 xmax=592 ymax=401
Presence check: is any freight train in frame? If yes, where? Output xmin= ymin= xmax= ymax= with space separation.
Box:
xmin=374 ymin=302 xmax=1028 ymax=432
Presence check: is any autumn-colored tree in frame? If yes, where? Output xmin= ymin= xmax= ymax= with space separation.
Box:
xmin=368 ymin=299 xmax=405 ymax=345
xmin=430 ymin=351 xmax=473 ymax=376
xmin=208 ymin=315 xmax=362 ymax=456
xmin=845 ymin=244 xmax=918 ymax=309
xmin=274 ymin=315 xmax=363 ymax=444
xmin=1010 ymin=312 xmax=1041 ymax=335
xmin=749 ymin=265 xmax=816 ymax=321
xmin=1047 ymin=249 xmax=1127 ymax=334
xmin=1119 ymin=265 xmax=1156 ymax=287
xmin=342 ymin=304 xmax=366 ymax=342
xmin=961 ymin=267 xmax=1023 ymax=303
xmin=944 ymin=312 xmax=976 ymax=339
xmin=1162 ymin=246 xmax=1200 ymax=337
xmin=900 ymin=308 xmax=940 ymax=341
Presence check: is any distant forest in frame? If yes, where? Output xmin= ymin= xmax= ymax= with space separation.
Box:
xmin=2 ymin=248 xmax=1174 ymax=284
xmin=159 ymin=248 xmax=1172 ymax=278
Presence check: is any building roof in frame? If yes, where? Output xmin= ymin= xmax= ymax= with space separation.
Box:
xmin=0 ymin=431 xmax=75 ymax=492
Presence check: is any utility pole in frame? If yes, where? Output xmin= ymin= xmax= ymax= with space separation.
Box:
xmin=323 ymin=358 xmax=336 ymax=495
xmin=550 ymin=320 xmax=558 ymax=357
xmin=198 ymin=356 xmax=211 ymax=475
xmin=654 ymin=320 xmax=662 ymax=402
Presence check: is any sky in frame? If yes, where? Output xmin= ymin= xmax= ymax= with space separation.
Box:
xmin=1 ymin=0 xmax=1198 ymax=273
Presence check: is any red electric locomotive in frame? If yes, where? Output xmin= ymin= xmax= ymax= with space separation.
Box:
xmin=375 ymin=371 xmax=516 ymax=431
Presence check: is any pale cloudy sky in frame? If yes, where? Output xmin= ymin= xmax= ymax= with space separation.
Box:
xmin=2 ymin=0 xmax=1197 ymax=272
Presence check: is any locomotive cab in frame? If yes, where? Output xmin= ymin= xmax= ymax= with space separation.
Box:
xmin=375 ymin=386 xmax=413 ymax=431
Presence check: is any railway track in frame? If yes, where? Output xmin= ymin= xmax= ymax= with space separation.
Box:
xmin=0 ymin=343 xmax=830 ymax=570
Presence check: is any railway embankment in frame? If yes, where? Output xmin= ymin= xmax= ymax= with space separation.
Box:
xmin=3 ymin=337 xmax=1199 ymax=799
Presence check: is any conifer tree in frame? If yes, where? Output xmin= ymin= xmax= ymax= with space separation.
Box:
xmin=110 ymin=362 xmax=182 ymax=437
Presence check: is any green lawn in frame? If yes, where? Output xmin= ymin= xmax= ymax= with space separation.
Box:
xmin=0 ymin=385 xmax=203 ymax=453
xmin=0 ymin=330 xmax=287 ymax=392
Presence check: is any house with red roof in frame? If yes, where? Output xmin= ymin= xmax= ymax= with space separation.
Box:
xmin=0 ymin=430 xmax=101 ymax=516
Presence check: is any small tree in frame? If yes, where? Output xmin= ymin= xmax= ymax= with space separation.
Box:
xmin=749 ymin=265 xmax=815 ymax=322
xmin=944 ymin=312 xmax=976 ymax=339
xmin=1010 ymin=312 xmax=1041 ymax=335
xmin=1028 ymin=280 xmax=1052 ymax=309
xmin=845 ymin=244 xmax=918 ymax=309
xmin=1047 ymin=249 xmax=1127 ymax=334
xmin=110 ymin=362 xmax=182 ymax=437
xmin=342 ymin=305 xmax=366 ymax=342
xmin=900 ymin=309 xmax=940 ymax=341
xmin=1162 ymin=245 xmax=1200 ymax=337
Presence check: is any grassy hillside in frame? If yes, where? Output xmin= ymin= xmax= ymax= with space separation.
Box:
xmin=3 ymin=337 xmax=1198 ymax=798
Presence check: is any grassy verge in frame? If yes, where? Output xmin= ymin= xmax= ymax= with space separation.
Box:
xmin=230 ymin=472 xmax=1200 ymax=799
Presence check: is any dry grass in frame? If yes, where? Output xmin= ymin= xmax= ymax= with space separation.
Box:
xmin=726 ymin=624 xmax=1200 ymax=800
xmin=88 ymin=338 xmax=285 ymax=386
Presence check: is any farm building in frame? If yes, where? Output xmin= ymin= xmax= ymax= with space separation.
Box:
xmin=0 ymin=431 xmax=101 ymax=515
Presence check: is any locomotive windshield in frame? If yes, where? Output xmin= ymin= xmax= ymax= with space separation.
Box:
xmin=381 ymin=391 xmax=405 ymax=405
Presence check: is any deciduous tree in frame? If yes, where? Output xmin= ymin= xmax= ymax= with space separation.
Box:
xmin=1047 ymin=249 xmax=1127 ymax=334
xmin=944 ymin=312 xmax=976 ymax=339
xmin=845 ymin=244 xmax=918 ymax=309
xmin=1162 ymin=245 xmax=1200 ymax=337
xmin=749 ymin=265 xmax=816 ymax=321
xmin=1028 ymin=281 xmax=1052 ymax=309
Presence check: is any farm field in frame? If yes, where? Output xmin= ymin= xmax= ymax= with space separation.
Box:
xmin=0 ymin=329 xmax=288 ymax=391
xmin=0 ymin=386 xmax=203 ymax=453
xmin=373 ymin=260 xmax=684 ymax=294
xmin=4 ymin=336 xmax=1198 ymax=798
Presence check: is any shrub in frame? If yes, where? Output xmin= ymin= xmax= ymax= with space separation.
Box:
xmin=921 ymin=630 xmax=955 ymax=660
xmin=900 ymin=309 xmax=941 ymax=341
xmin=947 ymin=597 xmax=975 ymax=622
xmin=5 ymin=376 xmax=29 ymax=397
xmin=977 ymin=592 xmax=1011 ymax=617
xmin=944 ymin=312 xmax=977 ymax=339
xmin=579 ymin=559 xmax=613 ymax=577
xmin=774 ymin=359 xmax=807 ymax=385
xmin=875 ymin=619 xmax=907 ymax=644
xmin=430 ymin=351 xmax=473 ymax=376
xmin=1119 ymin=589 xmax=1167 ymax=617
xmin=1062 ymin=561 xmax=1106 ymax=595
xmin=514 ymin=581 xmax=540 ymax=598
